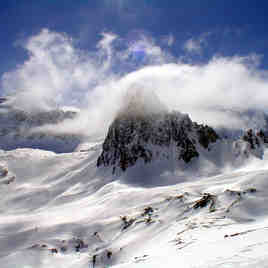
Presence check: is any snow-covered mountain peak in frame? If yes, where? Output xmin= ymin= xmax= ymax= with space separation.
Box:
xmin=97 ymin=109 xmax=220 ymax=174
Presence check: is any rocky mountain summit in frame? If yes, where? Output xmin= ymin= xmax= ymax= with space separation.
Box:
xmin=97 ymin=111 xmax=219 ymax=173
xmin=97 ymin=88 xmax=220 ymax=173
xmin=97 ymin=89 xmax=268 ymax=174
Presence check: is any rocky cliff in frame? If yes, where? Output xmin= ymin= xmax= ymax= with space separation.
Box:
xmin=97 ymin=88 xmax=268 ymax=174
xmin=97 ymin=111 xmax=219 ymax=173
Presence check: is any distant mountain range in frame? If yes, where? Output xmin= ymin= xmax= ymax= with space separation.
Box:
xmin=0 ymin=98 xmax=83 ymax=153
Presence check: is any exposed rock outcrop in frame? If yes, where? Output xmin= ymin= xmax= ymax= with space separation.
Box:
xmin=97 ymin=111 xmax=219 ymax=173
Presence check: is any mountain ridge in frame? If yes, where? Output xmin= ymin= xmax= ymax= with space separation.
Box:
xmin=0 ymin=101 xmax=83 ymax=153
xmin=97 ymin=110 xmax=220 ymax=173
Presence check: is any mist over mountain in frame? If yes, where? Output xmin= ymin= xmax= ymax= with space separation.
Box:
xmin=0 ymin=98 xmax=84 ymax=153
xmin=2 ymin=30 xmax=268 ymax=142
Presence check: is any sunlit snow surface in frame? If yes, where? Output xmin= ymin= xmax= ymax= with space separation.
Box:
xmin=0 ymin=143 xmax=268 ymax=268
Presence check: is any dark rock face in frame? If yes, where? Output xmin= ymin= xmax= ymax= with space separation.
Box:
xmin=232 ymin=128 xmax=268 ymax=160
xmin=243 ymin=129 xmax=261 ymax=149
xmin=256 ymin=129 xmax=268 ymax=144
xmin=240 ymin=129 xmax=268 ymax=154
xmin=97 ymin=111 xmax=219 ymax=173
xmin=195 ymin=123 xmax=219 ymax=149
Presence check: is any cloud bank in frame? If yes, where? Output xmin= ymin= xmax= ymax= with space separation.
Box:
xmin=2 ymin=29 xmax=268 ymax=138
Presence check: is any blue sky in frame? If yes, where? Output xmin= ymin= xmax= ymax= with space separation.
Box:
xmin=1 ymin=0 xmax=268 ymax=77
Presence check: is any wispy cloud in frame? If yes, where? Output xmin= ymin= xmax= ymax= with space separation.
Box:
xmin=162 ymin=33 xmax=175 ymax=47
xmin=183 ymin=32 xmax=211 ymax=54
xmin=1 ymin=29 xmax=119 ymax=113
xmin=2 ymin=29 xmax=268 ymax=137
xmin=122 ymin=34 xmax=166 ymax=64
xmin=97 ymin=32 xmax=118 ymax=70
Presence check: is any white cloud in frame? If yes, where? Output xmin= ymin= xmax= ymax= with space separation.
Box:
xmin=97 ymin=32 xmax=117 ymax=51
xmin=1 ymin=29 xmax=119 ymax=113
xmin=113 ymin=55 xmax=268 ymax=130
xmin=120 ymin=34 xmax=168 ymax=65
xmin=183 ymin=32 xmax=210 ymax=54
xmin=77 ymin=53 xmax=268 ymax=135
xmin=2 ymin=29 xmax=99 ymax=112
xmin=97 ymin=32 xmax=118 ymax=70
xmin=184 ymin=38 xmax=202 ymax=54
xmin=2 ymin=29 xmax=268 ymax=138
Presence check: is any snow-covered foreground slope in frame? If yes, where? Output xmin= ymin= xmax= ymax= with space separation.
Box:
xmin=1 ymin=143 xmax=268 ymax=268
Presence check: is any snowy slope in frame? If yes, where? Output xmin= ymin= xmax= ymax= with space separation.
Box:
xmin=1 ymin=90 xmax=268 ymax=267
xmin=1 ymin=141 xmax=268 ymax=268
